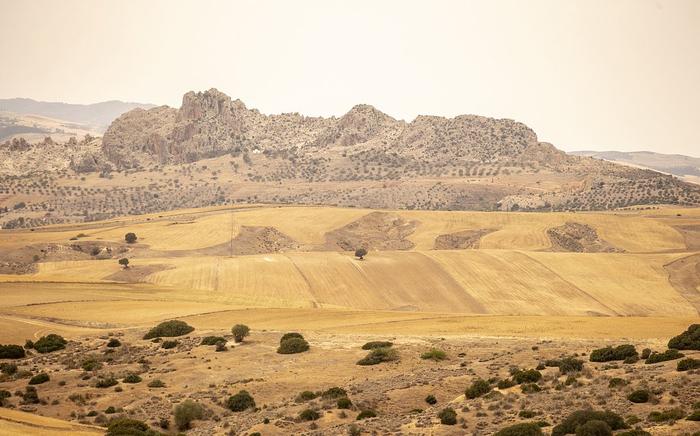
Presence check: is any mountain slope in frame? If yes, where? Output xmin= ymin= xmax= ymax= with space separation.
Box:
xmin=572 ymin=150 xmax=700 ymax=184
xmin=0 ymin=97 xmax=155 ymax=131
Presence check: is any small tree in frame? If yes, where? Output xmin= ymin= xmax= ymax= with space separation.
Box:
xmin=354 ymin=248 xmax=368 ymax=260
xmin=125 ymin=232 xmax=138 ymax=244
xmin=118 ymin=258 xmax=129 ymax=269
xmin=173 ymin=399 xmax=204 ymax=430
xmin=231 ymin=324 xmax=250 ymax=343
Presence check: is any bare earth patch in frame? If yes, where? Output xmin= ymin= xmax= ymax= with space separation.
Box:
xmin=433 ymin=228 xmax=494 ymax=249
xmin=547 ymin=222 xmax=622 ymax=253
xmin=324 ymin=211 xmax=418 ymax=251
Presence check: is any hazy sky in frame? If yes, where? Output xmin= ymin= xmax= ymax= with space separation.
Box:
xmin=1 ymin=0 xmax=698 ymax=155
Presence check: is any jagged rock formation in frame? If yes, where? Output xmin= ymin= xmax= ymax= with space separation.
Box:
xmin=1 ymin=88 xmax=700 ymax=228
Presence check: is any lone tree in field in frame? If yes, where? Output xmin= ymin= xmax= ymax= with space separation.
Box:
xmin=231 ymin=324 xmax=250 ymax=343
xmin=355 ymin=248 xmax=368 ymax=260
xmin=124 ymin=232 xmax=138 ymax=244
xmin=118 ymin=258 xmax=129 ymax=269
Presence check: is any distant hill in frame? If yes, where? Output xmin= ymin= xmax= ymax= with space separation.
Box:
xmin=571 ymin=150 xmax=700 ymax=184
xmin=0 ymin=98 xmax=155 ymax=131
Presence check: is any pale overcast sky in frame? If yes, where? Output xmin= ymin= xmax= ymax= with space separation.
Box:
xmin=0 ymin=0 xmax=698 ymax=155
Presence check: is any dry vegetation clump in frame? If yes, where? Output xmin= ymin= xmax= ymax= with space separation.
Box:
xmin=143 ymin=320 xmax=194 ymax=339
xmin=668 ymin=324 xmax=700 ymax=350
xmin=361 ymin=341 xmax=393 ymax=350
xmin=494 ymin=422 xmax=544 ymax=436
xmin=676 ymin=357 xmax=700 ymax=371
xmin=0 ymin=344 xmax=25 ymax=359
xmin=551 ymin=410 xmax=626 ymax=436
xmin=357 ymin=347 xmax=398 ymax=365
xmin=420 ymin=348 xmax=447 ymax=361
xmin=227 ymin=390 xmax=255 ymax=412
xmin=465 ymin=378 xmax=491 ymax=399
xmin=644 ymin=349 xmax=683 ymax=364
xmin=438 ymin=407 xmax=457 ymax=425
xmin=173 ymin=399 xmax=205 ymax=430
xmin=589 ymin=344 xmax=637 ymax=362
xmin=277 ymin=335 xmax=310 ymax=354
xmin=33 ymin=333 xmax=67 ymax=353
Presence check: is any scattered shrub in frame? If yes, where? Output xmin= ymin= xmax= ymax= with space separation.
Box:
xmin=123 ymin=374 xmax=142 ymax=383
xmin=299 ymin=409 xmax=320 ymax=421
xmin=627 ymin=389 xmax=649 ymax=403
xmin=645 ymin=349 xmax=683 ymax=364
xmin=495 ymin=422 xmax=544 ymax=436
xmin=296 ymin=391 xmax=317 ymax=402
xmin=200 ymin=336 xmax=226 ymax=346
xmin=106 ymin=417 xmax=155 ymax=436
xmin=321 ymin=387 xmax=347 ymax=400
xmin=519 ymin=410 xmax=537 ymax=418
xmin=677 ymin=357 xmax=700 ymax=371
xmin=551 ymin=410 xmax=626 ymax=436
xmin=497 ymin=379 xmax=516 ymax=389
xmin=361 ymin=341 xmax=393 ymax=350
xmin=647 ymin=408 xmax=685 ymax=423
xmin=608 ymin=378 xmax=627 ymax=388
xmin=438 ymin=407 xmax=457 ymax=425
xmin=143 ymin=320 xmax=194 ymax=339
xmin=174 ymin=399 xmax=204 ymax=430
xmin=357 ymin=347 xmax=398 ymax=365
xmin=215 ymin=342 xmax=227 ymax=352
xmin=337 ymin=397 xmax=352 ymax=409
xmin=106 ymin=338 xmax=121 ymax=348
xmin=420 ymin=348 xmax=447 ymax=361
xmin=0 ymin=389 xmax=11 ymax=406
xmin=277 ymin=337 xmax=310 ymax=354
xmin=465 ymin=379 xmax=491 ymax=399
xmin=356 ymin=409 xmax=377 ymax=420
xmin=28 ymin=373 xmax=49 ymax=385
xmin=667 ymin=324 xmax=700 ymax=350
xmin=231 ymin=324 xmax=250 ymax=343
xmin=521 ymin=383 xmax=542 ymax=394
xmin=227 ymin=390 xmax=255 ymax=412
xmin=589 ymin=345 xmax=637 ymax=362
xmin=96 ymin=377 xmax=118 ymax=388
xmin=513 ymin=369 xmax=542 ymax=384
xmin=0 ymin=344 xmax=25 ymax=359
xmin=574 ymin=419 xmax=612 ymax=436
xmin=559 ymin=357 xmax=584 ymax=374
xmin=161 ymin=340 xmax=178 ymax=349
xmin=82 ymin=358 xmax=102 ymax=371
xmin=148 ymin=379 xmax=165 ymax=388
xmin=425 ymin=394 xmax=437 ymax=405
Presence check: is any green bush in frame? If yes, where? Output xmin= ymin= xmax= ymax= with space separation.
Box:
xmin=200 ymin=336 xmax=226 ymax=346
xmin=357 ymin=347 xmax=398 ymax=365
xmin=589 ymin=345 xmax=637 ymax=362
xmin=559 ymin=357 xmax=584 ymax=374
xmin=0 ymin=363 xmax=17 ymax=375
xmin=143 ymin=320 xmax=194 ymax=339
xmin=82 ymin=358 xmax=102 ymax=371
xmin=125 ymin=232 xmax=138 ymax=244
xmin=648 ymin=408 xmax=685 ymax=423
xmin=28 ymin=373 xmax=49 ymax=385
xmin=677 ymin=357 xmax=700 ymax=371
xmin=623 ymin=355 xmax=639 ymax=364
xmin=24 ymin=340 xmax=33 ymax=349
xmin=513 ymin=369 xmax=542 ymax=384
xmin=495 ymin=423 xmax=544 ymax=436
xmin=0 ymin=389 xmax=11 ymax=406
xmin=299 ymin=408 xmax=320 ymax=421
xmin=425 ymin=394 xmax=437 ymax=405
xmin=420 ymin=348 xmax=447 ymax=361
xmin=106 ymin=417 xmax=159 ymax=436
xmin=174 ymin=399 xmax=204 ymax=430
xmin=438 ymin=407 xmax=457 ymax=425
xmin=231 ymin=324 xmax=250 ymax=343
xmin=33 ymin=334 xmax=68 ymax=354
xmin=337 ymin=397 xmax=352 ymax=409
xmin=668 ymin=324 xmax=700 ymax=350
xmin=21 ymin=386 xmax=39 ymax=404
xmin=277 ymin=337 xmax=310 ymax=354
xmin=640 ymin=348 xmax=651 ymax=359
xmin=96 ymin=377 xmax=118 ymax=388
xmin=123 ymin=374 xmax=142 ymax=383
xmin=356 ymin=409 xmax=377 ymax=420
xmin=321 ymin=386 xmax=347 ymax=399
xmin=519 ymin=410 xmax=537 ymax=418
xmin=361 ymin=341 xmax=393 ymax=350
xmin=295 ymin=390 xmax=317 ymax=402
xmin=0 ymin=344 xmax=25 ymax=359
xmin=465 ymin=378 xmax=491 ymax=399
xmin=227 ymin=390 xmax=255 ymax=412
xmin=497 ymin=379 xmax=516 ymax=389
xmin=161 ymin=340 xmax=178 ymax=349
xmin=645 ymin=349 xmax=683 ymax=364
xmin=105 ymin=406 xmax=117 ymax=414
xmin=687 ymin=410 xmax=700 ymax=421
xmin=106 ymin=338 xmax=121 ymax=348
xmin=627 ymin=389 xmax=649 ymax=403
xmin=280 ymin=332 xmax=304 ymax=342
xmin=574 ymin=419 xmax=611 ymax=436
xmin=551 ymin=410 xmax=627 ymax=436
xmin=148 ymin=379 xmax=165 ymax=388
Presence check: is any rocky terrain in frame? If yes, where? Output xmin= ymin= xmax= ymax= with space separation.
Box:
xmin=1 ymin=89 xmax=700 ymax=229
